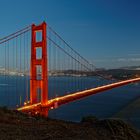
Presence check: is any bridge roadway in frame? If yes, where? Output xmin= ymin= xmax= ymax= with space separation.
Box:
xmin=17 ymin=77 xmax=140 ymax=114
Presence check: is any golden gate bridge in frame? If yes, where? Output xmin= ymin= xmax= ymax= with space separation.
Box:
xmin=0 ymin=21 xmax=140 ymax=116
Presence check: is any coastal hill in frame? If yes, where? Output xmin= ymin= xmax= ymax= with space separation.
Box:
xmin=0 ymin=107 xmax=139 ymax=140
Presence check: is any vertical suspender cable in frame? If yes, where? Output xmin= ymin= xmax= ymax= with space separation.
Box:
xmin=4 ymin=42 xmax=6 ymax=106
xmin=23 ymin=32 xmax=26 ymax=103
xmin=26 ymin=31 xmax=29 ymax=102
xmin=20 ymin=35 xmax=22 ymax=106
xmin=16 ymin=37 xmax=19 ymax=107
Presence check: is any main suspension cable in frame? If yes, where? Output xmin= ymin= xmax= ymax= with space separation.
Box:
xmin=0 ymin=25 xmax=31 ymax=41
xmin=47 ymin=36 xmax=112 ymax=81
xmin=48 ymin=26 xmax=114 ymax=81
xmin=0 ymin=28 xmax=31 ymax=45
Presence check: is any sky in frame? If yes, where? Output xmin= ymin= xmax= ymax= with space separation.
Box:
xmin=0 ymin=0 xmax=140 ymax=68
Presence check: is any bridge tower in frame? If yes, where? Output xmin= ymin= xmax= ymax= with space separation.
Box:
xmin=30 ymin=22 xmax=48 ymax=109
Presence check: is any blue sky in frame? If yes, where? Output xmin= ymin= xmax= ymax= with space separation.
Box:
xmin=0 ymin=0 xmax=140 ymax=68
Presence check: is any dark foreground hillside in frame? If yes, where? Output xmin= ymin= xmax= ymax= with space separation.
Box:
xmin=0 ymin=107 xmax=139 ymax=140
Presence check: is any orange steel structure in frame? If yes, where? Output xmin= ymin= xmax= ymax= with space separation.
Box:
xmin=16 ymin=21 xmax=140 ymax=117
xmin=30 ymin=22 xmax=48 ymax=108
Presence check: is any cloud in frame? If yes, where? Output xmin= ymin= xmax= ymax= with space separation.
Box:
xmin=94 ymin=58 xmax=140 ymax=63
xmin=129 ymin=58 xmax=140 ymax=61
xmin=128 ymin=53 xmax=140 ymax=56
xmin=117 ymin=58 xmax=127 ymax=62
xmin=117 ymin=58 xmax=140 ymax=62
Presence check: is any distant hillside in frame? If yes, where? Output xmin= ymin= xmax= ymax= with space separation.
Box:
xmin=120 ymin=66 xmax=140 ymax=70
xmin=96 ymin=68 xmax=140 ymax=80
xmin=0 ymin=107 xmax=139 ymax=140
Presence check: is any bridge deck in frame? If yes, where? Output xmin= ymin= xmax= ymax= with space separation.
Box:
xmin=17 ymin=77 xmax=140 ymax=113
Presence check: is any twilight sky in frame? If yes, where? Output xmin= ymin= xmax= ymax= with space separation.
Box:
xmin=0 ymin=0 xmax=140 ymax=68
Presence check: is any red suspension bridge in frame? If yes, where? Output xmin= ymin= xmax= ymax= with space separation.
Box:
xmin=0 ymin=21 xmax=140 ymax=116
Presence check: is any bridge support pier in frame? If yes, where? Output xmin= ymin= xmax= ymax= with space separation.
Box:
xmin=40 ymin=108 xmax=49 ymax=117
